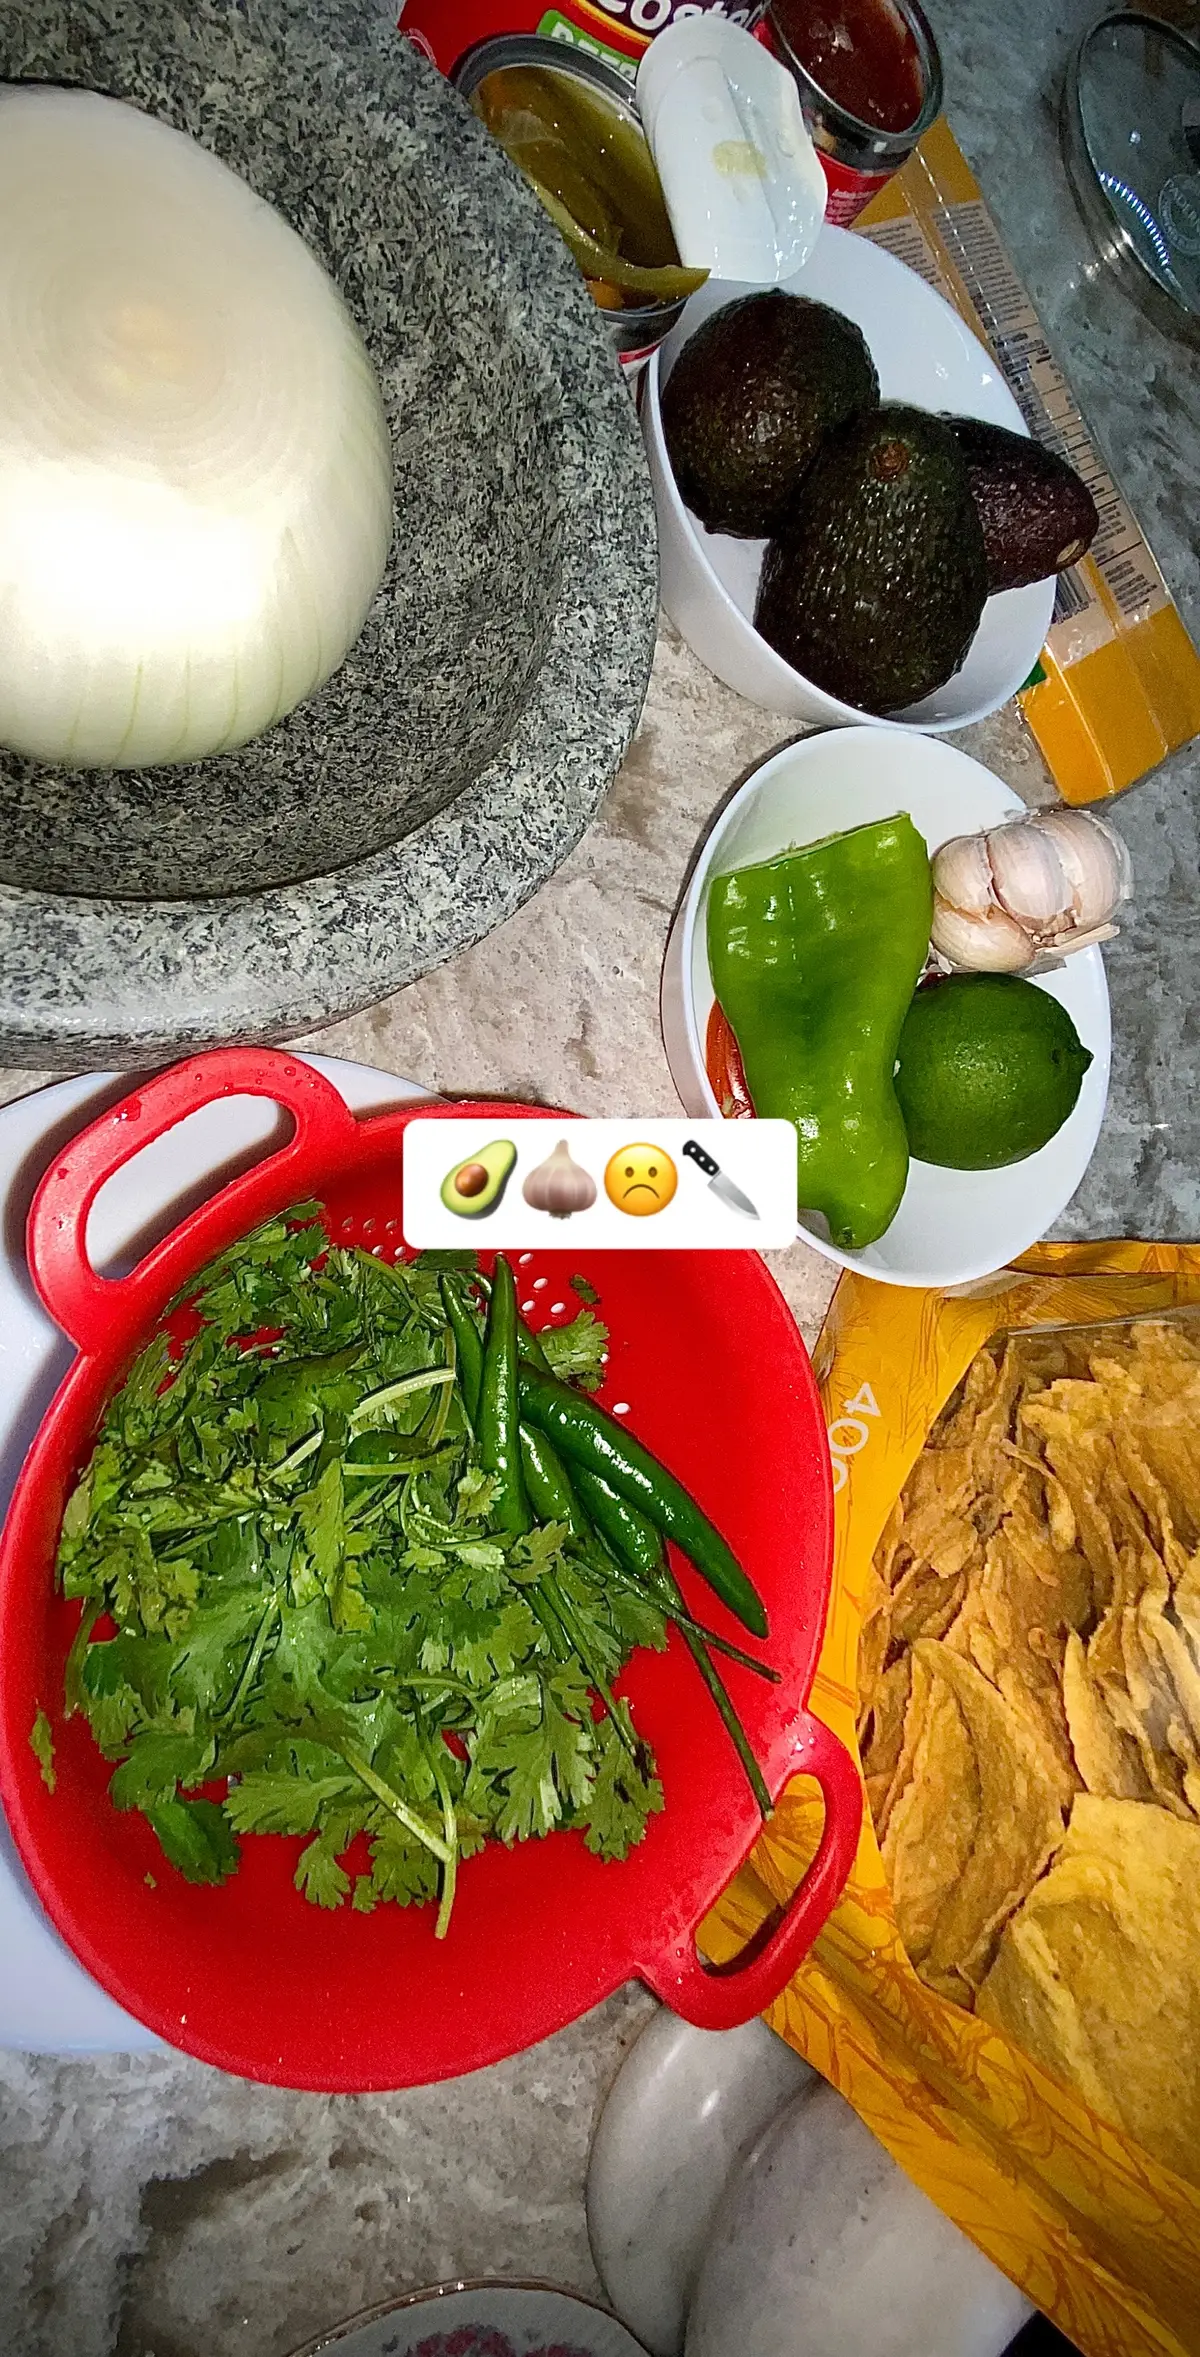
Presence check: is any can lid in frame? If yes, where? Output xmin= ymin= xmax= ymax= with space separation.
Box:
xmin=1066 ymin=8 xmax=1200 ymax=325
xmin=636 ymin=18 xmax=827 ymax=284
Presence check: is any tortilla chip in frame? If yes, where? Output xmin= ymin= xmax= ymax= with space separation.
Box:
xmin=977 ymin=1796 xmax=1200 ymax=2184
xmin=935 ymin=1346 xmax=1001 ymax=1449
xmin=1171 ymin=1545 xmax=1200 ymax=1662
xmin=882 ymin=1663 xmax=980 ymax=1969
xmin=860 ymin=1654 xmax=910 ymax=1771
xmin=1101 ymin=1676 xmax=1193 ymax=1820
xmin=910 ymin=1641 xmax=1068 ymax=1991
xmin=1062 ymin=1630 xmax=1152 ymax=1801
xmin=976 ymin=1911 xmax=1114 ymax=2121
xmin=857 ymin=1562 xmax=894 ymax=1713
xmin=874 ymin=1494 xmax=907 ymax=1590
xmin=872 ymin=1649 xmax=931 ymax=1844
xmin=1018 ymin=1396 xmax=1122 ymax=1612
xmin=890 ymin=1558 xmax=969 ymax=1646
xmin=1143 ymin=1594 xmax=1200 ymax=1756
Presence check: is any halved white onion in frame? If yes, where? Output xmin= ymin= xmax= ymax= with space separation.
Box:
xmin=0 ymin=87 xmax=393 ymax=769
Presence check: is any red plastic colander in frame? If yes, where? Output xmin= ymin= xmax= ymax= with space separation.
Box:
xmin=0 ymin=1049 xmax=858 ymax=2090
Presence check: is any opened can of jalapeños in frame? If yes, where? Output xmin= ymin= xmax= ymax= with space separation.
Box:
xmin=451 ymin=33 xmax=707 ymax=374
xmin=755 ymin=0 xmax=943 ymax=225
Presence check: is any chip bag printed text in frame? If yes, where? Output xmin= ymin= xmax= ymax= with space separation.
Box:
xmin=703 ymin=1242 xmax=1200 ymax=2357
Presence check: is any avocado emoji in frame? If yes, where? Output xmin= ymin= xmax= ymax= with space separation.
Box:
xmin=440 ymin=1139 xmax=517 ymax=1219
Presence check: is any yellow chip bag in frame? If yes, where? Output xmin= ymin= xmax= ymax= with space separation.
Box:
xmin=703 ymin=1249 xmax=1200 ymax=2357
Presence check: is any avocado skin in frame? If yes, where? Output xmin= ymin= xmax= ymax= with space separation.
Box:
xmin=661 ymin=290 xmax=879 ymax=539
xmin=755 ymin=404 xmax=988 ymax=713
xmin=947 ymin=414 xmax=1099 ymax=593
xmin=439 ymin=1139 xmax=516 ymax=1219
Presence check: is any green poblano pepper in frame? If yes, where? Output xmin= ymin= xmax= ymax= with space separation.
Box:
xmin=707 ymin=815 xmax=933 ymax=1251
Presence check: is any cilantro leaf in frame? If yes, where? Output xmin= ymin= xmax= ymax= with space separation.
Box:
xmin=225 ymin=1770 xmax=356 ymax=1835
xmin=29 ymin=1709 xmax=55 ymax=1793
xmin=294 ymin=1835 xmax=351 ymax=1909
xmin=149 ymin=1796 xmax=239 ymax=1885
xmin=540 ymin=1310 xmax=608 ymax=1391
xmin=583 ymin=1715 xmax=664 ymax=1861
xmin=569 ymin=1274 xmax=601 ymax=1305
xmin=110 ymin=1727 xmax=216 ymax=1812
xmin=364 ymin=1820 xmax=441 ymax=1908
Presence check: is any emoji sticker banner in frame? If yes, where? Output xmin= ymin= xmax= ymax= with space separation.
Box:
xmin=604 ymin=1143 xmax=678 ymax=1217
xmin=701 ymin=1240 xmax=1200 ymax=2357
xmin=404 ymin=1118 xmax=799 ymax=1250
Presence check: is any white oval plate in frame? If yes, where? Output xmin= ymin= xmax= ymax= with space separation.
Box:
xmin=0 ymin=1054 xmax=427 ymax=2054
xmin=643 ymin=234 xmax=1056 ymax=732
xmin=289 ymin=2281 xmax=649 ymax=2357
xmin=661 ymin=730 xmax=1111 ymax=1290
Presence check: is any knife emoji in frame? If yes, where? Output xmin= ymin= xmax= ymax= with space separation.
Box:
xmin=682 ymin=1137 xmax=760 ymax=1220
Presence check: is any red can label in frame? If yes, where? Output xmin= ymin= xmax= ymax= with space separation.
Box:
xmin=396 ymin=0 xmax=756 ymax=80
xmin=818 ymin=149 xmax=894 ymax=226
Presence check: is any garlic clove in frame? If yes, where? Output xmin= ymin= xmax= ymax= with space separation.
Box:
xmin=984 ymin=817 xmax=1073 ymax=931
xmin=1032 ymin=809 xmax=1131 ymax=933
xmin=931 ymin=896 xmax=1035 ymax=972
xmin=522 ymin=1138 xmax=597 ymax=1218
xmin=931 ymin=831 xmax=996 ymax=914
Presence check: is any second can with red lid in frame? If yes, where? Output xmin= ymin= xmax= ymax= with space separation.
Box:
xmin=756 ymin=0 xmax=943 ymax=224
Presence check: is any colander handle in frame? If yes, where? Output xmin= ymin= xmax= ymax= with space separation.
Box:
xmin=28 ymin=1048 xmax=359 ymax=1354
xmin=642 ymin=1710 xmax=862 ymax=2031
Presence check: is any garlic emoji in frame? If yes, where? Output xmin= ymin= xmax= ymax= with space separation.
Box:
xmin=522 ymin=1138 xmax=597 ymax=1218
xmin=931 ymin=809 xmax=1130 ymax=975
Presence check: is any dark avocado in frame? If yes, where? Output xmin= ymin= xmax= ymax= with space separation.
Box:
xmin=947 ymin=415 xmax=1099 ymax=592
xmin=661 ymin=289 xmax=879 ymax=539
xmin=755 ymin=404 xmax=988 ymax=713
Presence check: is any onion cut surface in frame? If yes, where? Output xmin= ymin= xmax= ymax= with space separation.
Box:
xmin=0 ymin=87 xmax=393 ymax=769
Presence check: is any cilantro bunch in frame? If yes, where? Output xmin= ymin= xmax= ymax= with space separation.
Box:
xmin=52 ymin=1214 xmax=666 ymax=1935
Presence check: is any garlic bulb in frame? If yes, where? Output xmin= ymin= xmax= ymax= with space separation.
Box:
xmin=931 ymin=809 xmax=1130 ymax=974
xmin=522 ymin=1139 xmax=597 ymax=1218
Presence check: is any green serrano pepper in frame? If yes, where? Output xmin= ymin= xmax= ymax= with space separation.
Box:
xmin=573 ymin=1465 xmax=665 ymax=1580
xmin=520 ymin=1423 xmax=588 ymax=1540
xmin=478 ymin=1257 xmax=530 ymax=1535
xmin=518 ymin=1368 xmax=768 ymax=1640
xmin=439 ymin=1276 xmax=484 ymax=1425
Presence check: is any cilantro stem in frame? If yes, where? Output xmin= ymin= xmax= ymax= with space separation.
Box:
xmin=427 ymin=1325 xmax=456 ymax=1451
xmin=338 ymin=1745 xmax=452 ymax=1866
xmin=344 ymin=1461 xmax=421 ymax=1477
xmin=221 ymin=1594 xmax=280 ymax=1722
xmin=271 ymin=1429 xmax=325 ymax=1482
xmin=587 ymin=1551 xmax=780 ymax=1682
xmin=542 ymin=1575 xmax=637 ymax=1760
xmin=676 ymin=1620 xmax=773 ymax=1820
xmin=426 ymin=1742 xmax=459 ymax=1942
xmin=349 ymin=1369 xmax=455 ymax=1433
xmin=63 ymin=1601 xmax=101 ymax=1718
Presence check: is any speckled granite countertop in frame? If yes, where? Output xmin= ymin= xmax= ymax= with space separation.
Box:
xmin=2 ymin=2 xmax=1199 ymax=2352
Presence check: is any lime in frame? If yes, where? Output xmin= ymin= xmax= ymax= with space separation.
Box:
xmin=894 ymin=973 xmax=1093 ymax=1170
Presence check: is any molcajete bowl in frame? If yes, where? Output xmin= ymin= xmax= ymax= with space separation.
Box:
xmin=0 ymin=0 xmax=656 ymax=901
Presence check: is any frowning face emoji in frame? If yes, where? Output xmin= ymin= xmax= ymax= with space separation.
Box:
xmin=604 ymin=1142 xmax=678 ymax=1217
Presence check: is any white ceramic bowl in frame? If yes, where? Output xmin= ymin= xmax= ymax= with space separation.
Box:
xmin=661 ymin=729 xmax=1111 ymax=1289
xmin=643 ymin=235 xmax=1057 ymax=731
